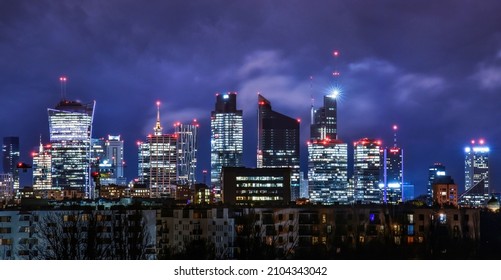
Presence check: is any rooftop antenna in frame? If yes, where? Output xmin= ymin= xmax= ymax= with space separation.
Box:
xmin=393 ymin=124 xmax=398 ymax=147
xmin=59 ymin=76 xmax=67 ymax=100
xmin=154 ymin=101 xmax=163 ymax=136
xmin=310 ymin=75 xmax=314 ymax=125
xmin=332 ymin=50 xmax=341 ymax=87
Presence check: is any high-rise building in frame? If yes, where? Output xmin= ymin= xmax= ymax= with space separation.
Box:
xmin=2 ymin=137 xmax=20 ymax=193
xmin=0 ymin=173 xmax=14 ymax=201
xmin=308 ymin=87 xmax=349 ymax=205
xmin=138 ymin=102 xmax=177 ymax=198
xmin=174 ymin=121 xmax=199 ymax=187
xmin=354 ymin=138 xmax=382 ymax=204
xmin=210 ymin=92 xmax=243 ymax=199
xmin=433 ymin=175 xmax=458 ymax=207
xmin=257 ymin=94 xmax=300 ymax=201
xmin=427 ymin=163 xmax=446 ymax=202
xmin=461 ymin=139 xmax=489 ymax=207
xmin=32 ymin=140 xmax=52 ymax=190
xmin=48 ymin=99 xmax=95 ymax=197
xmin=402 ymin=182 xmax=415 ymax=202
xmin=308 ymin=139 xmax=348 ymax=204
xmin=380 ymin=147 xmax=403 ymax=204
xmin=92 ymin=135 xmax=126 ymax=186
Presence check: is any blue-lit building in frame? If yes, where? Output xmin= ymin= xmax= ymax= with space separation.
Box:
xmin=460 ymin=140 xmax=490 ymax=207
xmin=257 ymin=94 xmax=300 ymax=201
xmin=427 ymin=163 xmax=446 ymax=204
xmin=48 ymin=100 xmax=95 ymax=198
xmin=380 ymin=146 xmax=403 ymax=204
xmin=210 ymin=92 xmax=243 ymax=200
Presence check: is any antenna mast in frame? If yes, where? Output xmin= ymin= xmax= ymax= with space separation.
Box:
xmin=59 ymin=76 xmax=67 ymax=100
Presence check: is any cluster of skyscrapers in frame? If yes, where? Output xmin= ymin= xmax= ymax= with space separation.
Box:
xmin=0 ymin=71 xmax=492 ymax=208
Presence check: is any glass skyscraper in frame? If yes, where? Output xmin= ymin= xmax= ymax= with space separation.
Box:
xmin=92 ymin=135 xmax=126 ymax=186
xmin=175 ymin=121 xmax=199 ymax=186
xmin=257 ymin=94 xmax=300 ymax=201
xmin=210 ymin=92 xmax=243 ymax=200
xmin=32 ymin=140 xmax=52 ymax=190
xmin=48 ymin=100 xmax=95 ymax=197
xmin=380 ymin=146 xmax=403 ymax=204
xmin=353 ymin=138 xmax=382 ymax=204
xmin=2 ymin=136 xmax=20 ymax=193
xmin=308 ymin=89 xmax=348 ymax=204
xmin=461 ymin=139 xmax=489 ymax=206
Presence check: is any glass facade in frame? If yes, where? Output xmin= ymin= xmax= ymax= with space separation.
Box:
xmin=32 ymin=142 xmax=52 ymax=190
xmin=48 ymin=100 xmax=95 ymax=197
xmin=2 ymin=137 xmax=20 ymax=193
xmin=92 ymin=135 xmax=126 ymax=186
xmin=175 ymin=122 xmax=199 ymax=186
xmin=381 ymin=147 xmax=403 ymax=204
xmin=462 ymin=142 xmax=489 ymax=206
xmin=354 ymin=138 xmax=382 ymax=204
xmin=308 ymin=140 xmax=348 ymax=204
xmin=210 ymin=92 xmax=243 ymax=200
xmin=257 ymin=94 xmax=300 ymax=201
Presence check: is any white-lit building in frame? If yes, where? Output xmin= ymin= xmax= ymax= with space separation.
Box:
xmin=308 ymin=139 xmax=348 ymax=204
xmin=174 ymin=122 xmax=199 ymax=187
xmin=32 ymin=141 xmax=52 ymax=191
xmin=48 ymin=100 xmax=95 ymax=198
xmin=354 ymin=138 xmax=382 ymax=204
xmin=461 ymin=139 xmax=490 ymax=207
xmin=380 ymin=146 xmax=403 ymax=204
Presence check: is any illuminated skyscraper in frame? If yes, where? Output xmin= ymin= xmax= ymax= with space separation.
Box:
xmin=257 ymin=94 xmax=300 ymax=201
xmin=460 ymin=139 xmax=489 ymax=207
xmin=354 ymin=138 xmax=382 ymax=204
xmin=48 ymin=99 xmax=95 ymax=197
xmin=2 ymin=137 xmax=20 ymax=193
xmin=210 ymin=92 xmax=243 ymax=199
xmin=380 ymin=126 xmax=403 ymax=204
xmin=174 ymin=121 xmax=199 ymax=186
xmin=308 ymin=139 xmax=348 ymax=204
xmin=92 ymin=135 xmax=126 ymax=186
xmin=32 ymin=140 xmax=52 ymax=190
xmin=427 ymin=163 xmax=446 ymax=203
xmin=308 ymin=86 xmax=348 ymax=204
xmin=138 ymin=102 xmax=177 ymax=198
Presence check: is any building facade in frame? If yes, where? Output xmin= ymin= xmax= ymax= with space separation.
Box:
xmin=32 ymin=141 xmax=52 ymax=191
xmin=2 ymin=137 xmax=19 ymax=194
xmin=210 ymin=92 xmax=243 ymax=200
xmin=353 ymin=138 xmax=382 ymax=204
xmin=380 ymin=146 xmax=403 ymax=204
xmin=174 ymin=122 xmax=199 ymax=187
xmin=48 ymin=100 xmax=95 ymax=198
xmin=427 ymin=163 xmax=446 ymax=204
xmin=463 ymin=140 xmax=489 ymax=207
xmin=257 ymin=94 xmax=300 ymax=201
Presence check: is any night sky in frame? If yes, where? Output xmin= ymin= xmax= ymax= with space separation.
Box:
xmin=1 ymin=0 xmax=501 ymax=196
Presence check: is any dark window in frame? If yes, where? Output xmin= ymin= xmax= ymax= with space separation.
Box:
xmin=419 ymin=214 xmax=424 ymax=221
xmin=454 ymin=214 xmax=458 ymax=221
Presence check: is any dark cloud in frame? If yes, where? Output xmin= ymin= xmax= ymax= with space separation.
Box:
xmin=1 ymin=0 xmax=501 ymax=195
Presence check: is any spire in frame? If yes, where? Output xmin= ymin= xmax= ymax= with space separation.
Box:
xmin=393 ymin=125 xmax=398 ymax=147
xmin=39 ymin=134 xmax=43 ymax=153
xmin=154 ymin=101 xmax=163 ymax=136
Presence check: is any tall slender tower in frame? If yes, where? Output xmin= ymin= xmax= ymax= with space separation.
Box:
xmin=48 ymin=77 xmax=95 ymax=197
xmin=32 ymin=138 xmax=52 ymax=190
xmin=138 ymin=102 xmax=177 ymax=198
xmin=461 ymin=139 xmax=489 ymax=207
xmin=210 ymin=92 xmax=243 ymax=200
xmin=380 ymin=125 xmax=404 ymax=204
xmin=175 ymin=120 xmax=199 ymax=187
xmin=257 ymin=94 xmax=300 ymax=201
xmin=308 ymin=50 xmax=349 ymax=204
xmin=2 ymin=136 xmax=20 ymax=193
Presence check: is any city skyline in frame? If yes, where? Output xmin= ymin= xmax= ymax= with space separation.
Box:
xmin=1 ymin=1 xmax=501 ymax=196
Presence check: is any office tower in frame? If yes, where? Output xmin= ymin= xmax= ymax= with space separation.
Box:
xmin=174 ymin=121 xmax=199 ymax=186
xmin=308 ymin=87 xmax=348 ymax=204
xmin=461 ymin=139 xmax=489 ymax=207
xmin=138 ymin=102 xmax=177 ymax=198
xmin=353 ymin=138 xmax=382 ymax=204
xmin=92 ymin=135 xmax=126 ymax=186
xmin=257 ymin=94 xmax=300 ymax=201
xmin=48 ymin=99 xmax=95 ymax=197
xmin=32 ymin=140 xmax=52 ymax=190
xmin=432 ymin=175 xmax=458 ymax=207
xmin=427 ymin=163 xmax=446 ymax=202
xmin=299 ymin=172 xmax=308 ymax=199
xmin=210 ymin=92 xmax=243 ymax=199
xmin=308 ymin=139 xmax=348 ymax=204
xmin=381 ymin=146 xmax=403 ymax=204
xmin=2 ymin=137 xmax=20 ymax=193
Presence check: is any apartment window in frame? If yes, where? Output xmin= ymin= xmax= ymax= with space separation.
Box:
xmin=0 ymin=227 xmax=11 ymax=234
xmin=321 ymin=213 xmax=327 ymax=224
xmin=288 ymin=225 xmax=293 ymax=232
xmin=418 ymin=214 xmax=424 ymax=221
xmin=454 ymin=214 xmax=458 ymax=221
xmin=278 ymin=214 xmax=283 ymax=221
xmin=289 ymin=214 xmax=294 ymax=221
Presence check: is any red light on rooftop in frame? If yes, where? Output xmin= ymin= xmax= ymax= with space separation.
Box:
xmin=332 ymin=71 xmax=340 ymax=76
xmin=333 ymin=50 xmax=339 ymax=57
xmin=479 ymin=139 xmax=485 ymax=145
xmin=258 ymin=101 xmax=265 ymax=105
xmin=393 ymin=125 xmax=398 ymax=130
xmin=59 ymin=76 xmax=67 ymax=81
xmin=193 ymin=118 xmax=197 ymax=122
xmin=297 ymin=118 xmax=301 ymax=123
xmin=471 ymin=140 xmax=475 ymax=144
